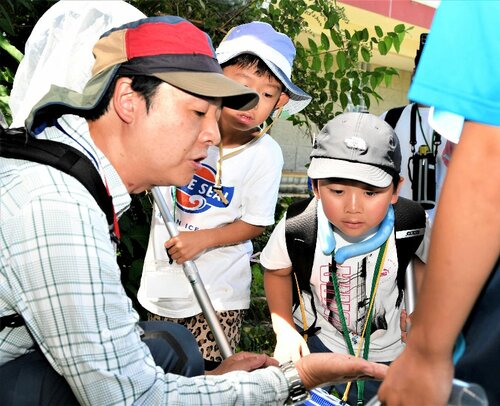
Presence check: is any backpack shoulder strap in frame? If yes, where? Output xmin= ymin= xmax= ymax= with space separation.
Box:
xmin=285 ymin=196 xmax=318 ymax=298
xmin=0 ymin=126 xmax=116 ymax=333
xmin=285 ymin=197 xmax=321 ymax=336
xmin=383 ymin=105 xmax=406 ymax=129
xmin=0 ymin=127 xmax=114 ymax=229
xmin=393 ymin=197 xmax=427 ymax=307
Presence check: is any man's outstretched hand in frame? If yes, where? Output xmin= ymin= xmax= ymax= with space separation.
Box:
xmin=207 ymin=351 xmax=387 ymax=390
xmin=206 ymin=352 xmax=279 ymax=375
xmin=296 ymin=353 xmax=388 ymax=389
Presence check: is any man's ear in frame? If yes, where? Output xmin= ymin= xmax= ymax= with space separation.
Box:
xmin=391 ymin=176 xmax=404 ymax=204
xmin=113 ymin=77 xmax=136 ymax=124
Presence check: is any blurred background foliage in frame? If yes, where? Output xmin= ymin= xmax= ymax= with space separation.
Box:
xmin=1 ymin=0 xmax=408 ymax=353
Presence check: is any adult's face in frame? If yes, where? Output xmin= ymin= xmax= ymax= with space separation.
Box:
xmin=121 ymin=81 xmax=221 ymax=193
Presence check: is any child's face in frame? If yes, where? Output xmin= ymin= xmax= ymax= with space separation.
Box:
xmin=314 ymin=178 xmax=402 ymax=238
xmin=220 ymin=64 xmax=289 ymax=133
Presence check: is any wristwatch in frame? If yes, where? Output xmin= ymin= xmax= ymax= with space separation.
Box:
xmin=280 ymin=360 xmax=310 ymax=405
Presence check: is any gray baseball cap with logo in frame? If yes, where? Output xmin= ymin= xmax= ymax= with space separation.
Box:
xmin=307 ymin=112 xmax=401 ymax=187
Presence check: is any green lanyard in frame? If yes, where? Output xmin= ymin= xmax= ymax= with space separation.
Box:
xmin=331 ymin=240 xmax=388 ymax=406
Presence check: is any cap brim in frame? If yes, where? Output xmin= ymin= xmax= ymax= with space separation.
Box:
xmin=307 ymin=158 xmax=393 ymax=188
xmin=263 ymin=59 xmax=311 ymax=115
xmin=153 ymin=71 xmax=258 ymax=111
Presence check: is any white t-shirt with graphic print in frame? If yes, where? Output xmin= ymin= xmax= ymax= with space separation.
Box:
xmin=138 ymin=133 xmax=283 ymax=318
xmin=260 ymin=203 xmax=431 ymax=362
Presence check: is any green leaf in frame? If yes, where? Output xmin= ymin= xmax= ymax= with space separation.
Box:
xmin=351 ymin=91 xmax=360 ymax=106
xmin=325 ymin=13 xmax=340 ymax=29
xmin=393 ymin=36 xmax=401 ymax=53
xmin=330 ymin=29 xmax=343 ymax=47
xmin=361 ymin=47 xmax=371 ymax=63
xmin=319 ymin=91 xmax=328 ymax=103
xmin=336 ymin=51 xmax=346 ymax=71
xmin=340 ymin=92 xmax=348 ymax=110
xmin=324 ymin=52 xmax=334 ymax=72
xmin=321 ymin=32 xmax=330 ymax=50
xmin=398 ymin=31 xmax=406 ymax=47
xmin=375 ymin=25 xmax=384 ymax=37
xmin=377 ymin=41 xmax=388 ymax=55
xmin=384 ymin=36 xmax=393 ymax=52
xmin=394 ymin=23 xmax=406 ymax=33
xmin=340 ymin=78 xmax=350 ymax=92
xmin=312 ymin=55 xmax=321 ymax=72
xmin=361 ymin=28 xmax=369 ymax=42
xmin=308 ymin=38 xmax=318 ymax=53
xmin=363 ymin=94 xmax=371 ymax=109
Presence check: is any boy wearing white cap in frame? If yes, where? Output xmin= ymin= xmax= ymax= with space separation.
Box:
xmin=138 ymin=22 xmax=311 ymax=369
xmin=261 ymin=112 xmax=431 ymax=405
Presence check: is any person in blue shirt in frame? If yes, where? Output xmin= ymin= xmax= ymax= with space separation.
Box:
xmin=378 ymin=2 xmax=500 ymax=405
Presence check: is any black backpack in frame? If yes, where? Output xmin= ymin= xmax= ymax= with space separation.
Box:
xmin=0 ymin=126 xmax=115 ymax=331
xmin=285 ymin=196 xmax=426 ymax=337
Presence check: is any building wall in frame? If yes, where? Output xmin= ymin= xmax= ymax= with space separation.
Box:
xmin=273 ymin=66 xmax=413 ymax=175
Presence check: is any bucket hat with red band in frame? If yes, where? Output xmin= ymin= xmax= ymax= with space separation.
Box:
xmin=26 ymin=16 xmax=259 ymax=133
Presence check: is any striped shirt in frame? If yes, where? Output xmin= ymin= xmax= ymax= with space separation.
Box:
xmin=0 ymin=115 xmax=289 ymax=404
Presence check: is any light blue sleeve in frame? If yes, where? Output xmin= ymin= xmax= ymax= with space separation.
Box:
xmin=408 ymin=1 xmax=500 ymax=126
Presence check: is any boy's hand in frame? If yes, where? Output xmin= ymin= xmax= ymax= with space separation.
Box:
xmin=274 ymin=327 xmax=310 ymax=363
xmin=164 ymin=230 xmax=210 ymax=264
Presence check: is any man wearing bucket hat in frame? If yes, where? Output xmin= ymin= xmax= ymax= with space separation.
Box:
xmin=0 ymin=14 xmax=386 ymax=405
xmin=139 ymin=21 xmax=312 ymax=369
xmin=261 ymin=112 xmax=431 ymax=405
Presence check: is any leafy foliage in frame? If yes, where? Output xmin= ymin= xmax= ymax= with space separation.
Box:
xmin=260 ymin=0 xmax=409 ymax=134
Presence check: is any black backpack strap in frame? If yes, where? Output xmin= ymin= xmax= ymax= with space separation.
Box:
xmin=0 ymin=127 xmax=114 ymax=228
xmin=383 ymin=105 xmax=406 ymax=129
xmin=0 ymin=127 xmax=116 ymax=332
xmin=393 ymin=197 xmax=427 ymax=307
xmin=285 ymin=197 xmax=321 ymax=337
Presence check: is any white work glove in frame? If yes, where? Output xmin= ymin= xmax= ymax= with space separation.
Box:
xmin=273 ymin=325 xmax=310 ymax=364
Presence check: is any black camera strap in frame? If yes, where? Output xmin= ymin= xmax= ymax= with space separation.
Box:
xmin=409 ymin=103 xmax=418 ymax=155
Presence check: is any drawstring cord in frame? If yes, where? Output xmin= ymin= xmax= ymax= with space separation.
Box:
xmin=213 ymin=106 xmax=284 ymax=204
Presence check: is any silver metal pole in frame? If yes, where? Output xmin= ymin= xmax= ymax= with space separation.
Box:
xmin=404 ymin=261 xmax=417 ymax=314
xmin=150 ymin=187 xmax=233 ymax=359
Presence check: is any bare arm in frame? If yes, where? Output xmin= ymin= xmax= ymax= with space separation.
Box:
xmin=379 ymin=121 xmax=500 ymax=405
xmin=165 ymin=220 xmax=265 ymax=263
xmin=264 ymin=266 xmax=295 ymax=332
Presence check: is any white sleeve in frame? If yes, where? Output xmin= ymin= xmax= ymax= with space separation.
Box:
xmin=259 ymin=216 xmax=292 ymax=270
xmin=240 ymin=136 xmax=284 ymax=226
xmin=415 ymin=211 xmax=432 ymax=263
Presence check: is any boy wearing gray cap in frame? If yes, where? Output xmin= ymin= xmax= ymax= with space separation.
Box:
xmin=138 ymin=22 xmax=311 ymax=370
xmin=261 ymin=112 xmax=431 ymax=405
